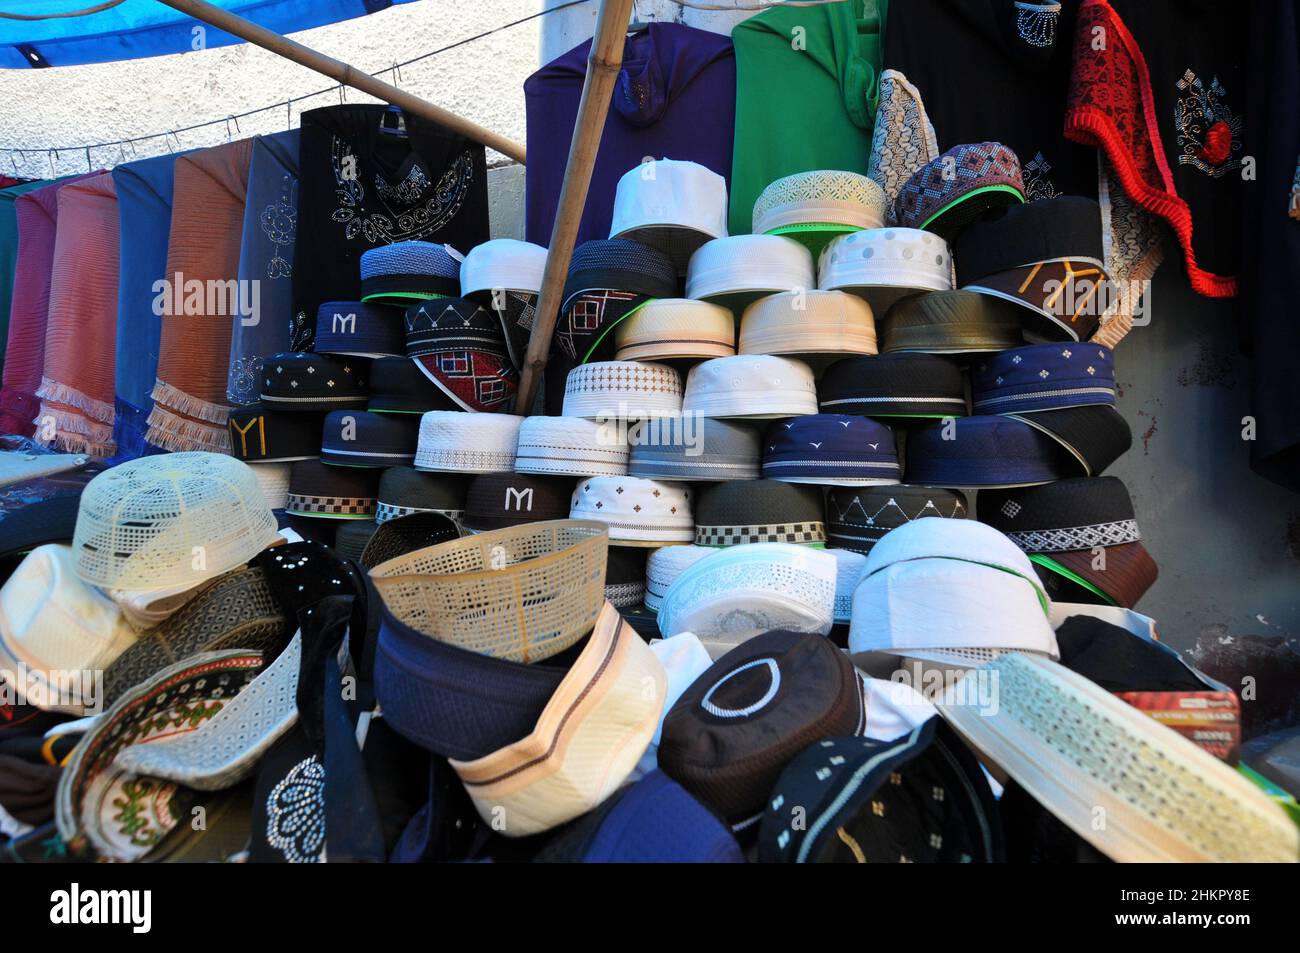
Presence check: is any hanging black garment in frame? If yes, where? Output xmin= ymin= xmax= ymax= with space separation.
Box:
xmin=291 ymin=105 xmax=489 ymax=350
xmin=1241 ymin=0 xmax=1300 ymax=491
xmin=883 ymin=0 xmax=1094 ymax=201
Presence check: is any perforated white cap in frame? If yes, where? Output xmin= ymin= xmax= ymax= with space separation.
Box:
xmin=818 ymin=228 xmax=953 ymax=312
xmin=72 ymin=452 xmax=279 ymax=591
xmin=681 ymin=355 xmax=818 ymax=419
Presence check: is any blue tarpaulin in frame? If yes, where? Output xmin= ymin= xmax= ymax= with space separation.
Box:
xmin=0 ymin=0 xmax=418 ymax=69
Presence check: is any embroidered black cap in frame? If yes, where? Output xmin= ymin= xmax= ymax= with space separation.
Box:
xmin=658 ymin=630 xmax=864 ymax=830
xmin=260 ymin=352 xmax=369 ymax=411
xmin=227 ymin=404 xmax=324 ymax=462
xmin=605 ymin=545 xmax=648 ymax=609
xmin=286 ymin=459 xmax=380 ymax=519
xmin=560 ymin=238 xmax=680 ymax=310
xmin=819 ymin=353 xmax=968 ymax=418
xmin=758 ymin=718 xmax=1004 ymax=863
xmin=314 ymin=301 xmax=406 ymax=358
xmin=375 ymin=466 xmax=468 ymax=526
xmin=825 ymin=484 xmax=969 ymax=554
xmin=978 ymin=477 xmax=1139 ymax=553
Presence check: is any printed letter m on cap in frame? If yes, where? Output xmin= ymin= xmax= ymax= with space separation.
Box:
xmin=504 ymin=487 xmax=533 ymax=512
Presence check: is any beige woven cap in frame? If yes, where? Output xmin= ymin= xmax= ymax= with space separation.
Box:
xmin=939 ymin=653 xmax=1300 ymax=863
xmin=739 ymin=290 xmax=878 ymax=357
xmin=613 ymin=298 xmax=736 ymax=362
xmin=0 ymin=544 xmax=138 ymax=714
xmin=369 ymin=519 xmax=608 ymax=664
xmin=449 ymin=601 xmax=666 ymax=837
xmin=72 ymin=452 xmax=279 ymax=592
xmin=752 ymin=170 xmax=887 ymax=234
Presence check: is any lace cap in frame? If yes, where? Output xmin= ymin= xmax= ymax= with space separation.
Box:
xmin=753 ymin=170 xmax=886 ymax=234
xmin=938 ymin=653 xmax=1300 ymax=863
xmin=72 ymin=452 xmax=279 ymax=591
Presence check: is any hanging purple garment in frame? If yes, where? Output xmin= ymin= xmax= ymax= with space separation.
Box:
xmin=524 ymin=23 xmax=736 ymax=248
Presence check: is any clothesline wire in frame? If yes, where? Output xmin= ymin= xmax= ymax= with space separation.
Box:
xmin=0 ymin=0 xmax=589 ymax=169
xmin=0 ymin=0 xmax=843 ymax=173
xmin=0 ymin=0 xmax=125 ymax=20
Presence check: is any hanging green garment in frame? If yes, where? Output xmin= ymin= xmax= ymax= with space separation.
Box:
xmin=728 ymin=0 xmax=887 ymax=236
xmin=0 ymin=179 xmax=48 ymax=381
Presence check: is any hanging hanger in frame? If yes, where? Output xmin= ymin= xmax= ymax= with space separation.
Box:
xmin=627 ymin=0 xmax=652 ymax=33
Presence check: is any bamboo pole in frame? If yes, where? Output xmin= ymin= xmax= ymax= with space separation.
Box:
xmin=514 ymin=0 xmax=634 ymax=414
xmin=154 ymin=0 xmax=526 ymax=163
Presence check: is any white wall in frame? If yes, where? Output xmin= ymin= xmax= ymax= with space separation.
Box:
xmin=0 ymin=1 xmax=746 ymax=239
xmin=0 ymin=1 xmax=544 ymax=177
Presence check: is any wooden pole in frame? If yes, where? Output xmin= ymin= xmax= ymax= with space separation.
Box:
xmin=154 ymin=0 xmax=526 ymax=163
xmin=514 ymin=0 xmax=634 ymax=414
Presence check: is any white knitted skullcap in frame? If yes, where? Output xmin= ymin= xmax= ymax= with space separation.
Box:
xmin=72 ymin=452 xmax=279 ymax=591
xmin=460 ymin=239 xmax=548 ymax=297
xmin=561 ymin=361 xmax=684 ymax=420
xmin=681 ymin=355 xmax=818 ymax=419
xmin=569 ymin=476 xmax=693 ymax=546
xmin=414 ymin=411 xmax=522 ymax=474
xmin=818 ymin=228 xmax=953 ymax=312
xmin=514 ymin=416 xmax=630 ymax=477
xmin=738 ymin=289 xmax=877 ymax=357
xmin=686 ymin=235 xmax=815 ymax=301
xmin=644 ymin=543 xmax=714 ymax=612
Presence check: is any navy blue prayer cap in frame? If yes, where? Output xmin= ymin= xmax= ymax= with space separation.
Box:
xmin=313 ymin=301 xmax=406 ymax=358
xmin=534 ymin=770 xmax=744 ymax=863
xmin=320 ymin=410 xmax=419 ymax=468
xmin=373 ymin=602 xmax=569 ymax=762
xmin=762 ymin=414 xmax=901 ymax=485
xmin=905 ymin=415 xmax=1068 ymax=488
xmin=360 ymin=241 xmax=461 ymax=304
xmin=972 ymin=342 xmax=1116 ymax=414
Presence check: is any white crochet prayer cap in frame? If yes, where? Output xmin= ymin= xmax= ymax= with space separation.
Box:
xmin=657 ymin=542 xmax=837 ymax=641
xmin=569 ymin=475 xmax=693 ymax=546
xmin=72 ymin=452 xmax=279 ymax=592
xmin=610 ymin=159 xmax=729 ymax=273
xmin=514 ymin=416 xmax=630 ymax=477
xmin=752 ymin=170 xmax=887 ymax=234
xmin=414 ymin=411 xmax=522 ymax=474
xmin=561 ymin=360 xmax=684 ymax=420
xmin=681 ymin=355 xmax=818 ymax=419
xmin=686 ymin=234 xmax=815 ymax=301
